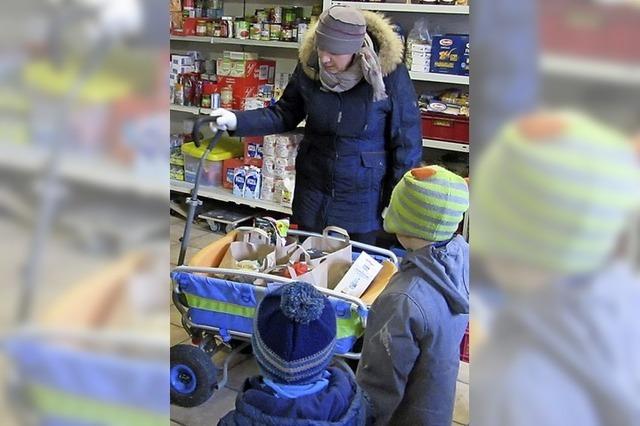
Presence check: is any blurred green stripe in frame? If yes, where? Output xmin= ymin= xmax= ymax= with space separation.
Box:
xmin=29 ymin=384 xmax=166 ymax=426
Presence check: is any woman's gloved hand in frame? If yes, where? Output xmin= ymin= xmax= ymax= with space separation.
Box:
xmin=209 ymin=108 xmax=237 ymax=132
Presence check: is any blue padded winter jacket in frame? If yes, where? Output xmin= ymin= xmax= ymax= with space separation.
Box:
xmin=218 ymin=366 xmax=371 ymax=426
xmin=232 ymin=12 xmax=422 ymax=234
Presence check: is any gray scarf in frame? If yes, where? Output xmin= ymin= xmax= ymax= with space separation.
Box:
xmin=318 ymin=34 xmax=387 ymax=102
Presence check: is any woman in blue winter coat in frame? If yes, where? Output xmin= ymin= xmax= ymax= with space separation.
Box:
xmin=210 ymin=5 xmax=422 ymax=244
xmin=218 ymin=282 xmax=371 ymax=426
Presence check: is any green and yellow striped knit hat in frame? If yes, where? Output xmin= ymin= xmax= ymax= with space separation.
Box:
xmin=384 ymin=165 xmax=469 ymax=242
xmin=473 ymin=110 xmax=640 ymax=274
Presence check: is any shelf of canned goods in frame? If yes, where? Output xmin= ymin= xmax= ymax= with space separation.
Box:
xmin=170 ymin=35 xmax=301 ymax=49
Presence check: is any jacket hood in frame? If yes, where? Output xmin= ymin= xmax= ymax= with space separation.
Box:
xmin=299 ymin=11 xmax=404 ymax=80
xmin=403 ymin=235 xmax=469 ymax=314
xmin=228 ymin=366 xmax=366 ymax=425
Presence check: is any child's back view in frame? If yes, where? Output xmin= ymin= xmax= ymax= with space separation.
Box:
xmin=219 ymin=281 xmax=370 ymax=426
xmin=356 ymin=165 xmax=469 ymax=426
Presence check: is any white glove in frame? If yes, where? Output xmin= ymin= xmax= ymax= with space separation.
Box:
xmin=209 ymin=108 xmax=237 ymax=133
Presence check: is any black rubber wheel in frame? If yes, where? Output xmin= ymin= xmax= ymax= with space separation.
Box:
xmin=170 ymin=344 xmax=218 ymax=407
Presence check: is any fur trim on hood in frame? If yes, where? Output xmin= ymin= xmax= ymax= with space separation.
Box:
xmin=299 ymin=11 xmax=404 ymax=80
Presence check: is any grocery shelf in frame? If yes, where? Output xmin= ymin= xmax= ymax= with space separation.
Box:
xmin=422 ymin=138 xmax=469 ymax=153
xmin=170 ymin=104 xmax=201 ymax=114
xmin=410 ymin=72 xmax=469 ymax=85
xmin=170 ymin=179 xmax=293 ymax=215
xmin=331 ymin=1 xmax=469 ymax=14
xmin=540 ymin=54 xmax=640 ymax=87
xmin=171 ymin=105 xmax=306 ymax=128
xmin=170 ymin=35 xmax=300 ymax=49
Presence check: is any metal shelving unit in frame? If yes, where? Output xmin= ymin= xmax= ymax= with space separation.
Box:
xmin=170 ymin=35 xmax=300 ymax=49
xmin=170 ymin=104 xmax=200 ymax=114
xmin=330 ymin=1 xmax=469 ymax=14
xmin=422 ymin=138 xmax=469 ymax=153
xmin=410 ymin=71 xmax=469 ymax=85
xmin=0 ymin=144 xmax=166 ymax=198
xmin=170 ymin=179 xmax=293 ymax=215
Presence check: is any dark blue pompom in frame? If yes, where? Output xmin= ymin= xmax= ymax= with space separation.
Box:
xmin=280 ymin=282 xmax=325 ymax=324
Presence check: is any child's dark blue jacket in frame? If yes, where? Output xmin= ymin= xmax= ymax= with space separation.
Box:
xmin=218 ymin=366 xmax=370 ymax=426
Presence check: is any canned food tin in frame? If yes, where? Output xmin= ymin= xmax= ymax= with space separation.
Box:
xmin=212 ymin=93 xmax=221 ymax=109
xmin=221 ymin=86 xmax=233 ymax=108
xmin=235 ymin=20 xmax=249 ymax=39
xmin=269 ymin=23 xmax=281 ymax=41
xmin=260 ymin=23 xmax=270 ymax=41
xmin=250 ymin=23 xmax=261 ymax=40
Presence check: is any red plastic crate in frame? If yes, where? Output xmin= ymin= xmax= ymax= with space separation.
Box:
xmin=460 ymin=325 xmax=469 ymax=363
xmin=539 ymin=0 xmax=640 ymax=62
xmin=421 ymin=112 xmax=469 ymax=144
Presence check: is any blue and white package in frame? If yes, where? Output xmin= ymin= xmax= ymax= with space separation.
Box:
xmin=244 ymin=167 xmax=261 ymax=199
xmin=430 ymin=34 xmax=470 ymax=76
xmin=232 ymin=167 xmax=246 ymax=197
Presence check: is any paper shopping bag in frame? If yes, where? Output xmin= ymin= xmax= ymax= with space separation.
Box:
xmin=275 ymin=235 xmax=298 ymax=265
xmin=234 ymin=227 xmax=271 ymax=245
xmin=300 ymin=226 xmax=352 ymax=289
xmin=219 ymin=240 xmax=276 ymax=272
xmin=283 ymin=246 xmax=329 ymax=288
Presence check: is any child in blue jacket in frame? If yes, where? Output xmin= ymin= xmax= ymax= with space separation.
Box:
xmin=219 ymin=282 xmax=371 ymax=425
xmin=356 ymin=165 xmax=470 ymax=426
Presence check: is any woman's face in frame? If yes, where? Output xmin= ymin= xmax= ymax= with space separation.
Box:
xmin=318 ymin=49 xmax=354 ymax=74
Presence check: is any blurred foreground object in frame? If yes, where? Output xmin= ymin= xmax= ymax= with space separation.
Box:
xmin=472 ymin=110 xmax=640 ymax=425
xmin=0 ymin=0 xmax=168 ymax=424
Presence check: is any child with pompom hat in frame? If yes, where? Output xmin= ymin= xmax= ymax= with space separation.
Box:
xmin=218 ymin=281 xmax=371 ymax=425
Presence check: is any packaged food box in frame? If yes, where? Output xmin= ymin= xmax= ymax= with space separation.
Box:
xmin=222 ymin=157 xmax=245 ymax=189
xmin=223 ymin=51 xmax=259 ymax=61
xmin=171 ymin=55 xmax=194 ymax=66
xmin=244 ymin=136 xmax=264 ymax=167
xmin=216 ymin=59 xmax=276 ymax=80
xmin=430 ymin=34 xmax=470 ymax=76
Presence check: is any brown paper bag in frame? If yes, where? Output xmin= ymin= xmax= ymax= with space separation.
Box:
xmin=237 ymin=227 xmax=296 ymax=265
xmin=284 ymin=246 xmax=329 ymax=288
xmin=301 ymin=226 xmax=352 ymax=289
xmin=275 ymin=235 xmax=298 ymax=265
xmin=234 ymin=227 xmax=271 ymax=245
xmin=219 ymin=240 xmax=276 ymax=272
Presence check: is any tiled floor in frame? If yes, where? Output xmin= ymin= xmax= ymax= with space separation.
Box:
xmin=170 ymin=215 xmax=470 ymax=425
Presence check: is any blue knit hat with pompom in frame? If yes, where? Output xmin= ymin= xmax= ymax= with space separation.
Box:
xmin=252 ymin=282 xmax=337 ymax=384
